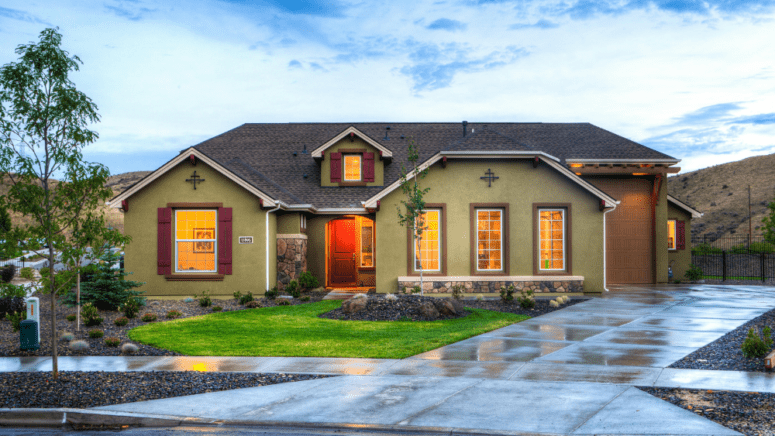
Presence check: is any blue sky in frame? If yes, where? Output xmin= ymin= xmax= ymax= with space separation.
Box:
xmin=1 ymin=0 xmax=774 ymax=175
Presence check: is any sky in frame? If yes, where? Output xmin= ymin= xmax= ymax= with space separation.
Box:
xmin=0 ymin=0 xmax=774 ymax=175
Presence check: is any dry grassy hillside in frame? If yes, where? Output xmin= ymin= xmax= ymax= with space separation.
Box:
xmin=667 ymin=153 xmax=775 ymax=242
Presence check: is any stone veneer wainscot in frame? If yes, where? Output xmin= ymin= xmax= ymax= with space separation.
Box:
xmin=277 ymin=234 xmax=307 ymax=289
xmin=397 ymin=276 xmax=584 ymax=294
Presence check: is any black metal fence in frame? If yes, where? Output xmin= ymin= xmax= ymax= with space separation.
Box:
xmin=691 ymin=235 xmax=775 ymax=281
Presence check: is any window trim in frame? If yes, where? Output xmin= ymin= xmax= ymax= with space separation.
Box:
xmin=333 ymin=148 xmax=368 ymax=186
xmin=406 ymin=203 xmax=447 ymax=276
xmin=533 ymin=203 xmax=573 ymax=276
xmin=667 ymin=219 xmax=677 ymax=251
xmin=174 ymin=209 xmax=218 ymax=274
xmin=360 ymin=218 xmax=375 ymax=269
xmin=470 ymin=203 xmax=509 ymax=276
xmin=343 ymin=154 xmax=362 ymax=182
xmin=300 ymin=214 xmax=307 ymax=234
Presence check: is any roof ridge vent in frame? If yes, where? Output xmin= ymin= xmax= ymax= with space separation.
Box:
xmin=462 ymin=120 xmax=468 ymax=137
xmin=383 ymin=126 xmax=391 ymax=140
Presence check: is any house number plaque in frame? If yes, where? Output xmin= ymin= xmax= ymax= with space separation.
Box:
xmin=239 ymin=236 xmax=253 ymax=244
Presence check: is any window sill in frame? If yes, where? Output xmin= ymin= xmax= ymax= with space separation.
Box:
xmin=535 ymin=270 xmax=572 ymax=276
xmin=338 ymin=181 xmax=368 ymax=186
xmin=165 ymin=274 xmax=225 ymax=281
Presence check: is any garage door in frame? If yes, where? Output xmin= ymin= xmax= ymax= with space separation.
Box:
xmin=587 ymin=177 xmax=654 ymax=284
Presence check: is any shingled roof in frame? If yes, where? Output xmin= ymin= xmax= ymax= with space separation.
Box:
xmin=178 ymin=122 xmax=675 ymax=209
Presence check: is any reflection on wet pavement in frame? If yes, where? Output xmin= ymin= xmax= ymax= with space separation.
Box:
xmin=412 ymin=337 xmax=573 ymax=362
xmin=483 ymin=324 xmax=610 ymax=341
xmin=535 ymin=342 xmax=699 ymax=367
xmin=584 ymin=327 xmax=726 ymax=348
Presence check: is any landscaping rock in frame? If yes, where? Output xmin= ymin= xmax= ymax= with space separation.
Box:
xmin=419 ymin=301 xmax=439 ymax=319
xmin=321 ymin=295 xmax=468 ymax=322
xmin=433 ymin=299 xmax=459 ymax=316
xmin=342 ymin=297 xmax=368 ymax=314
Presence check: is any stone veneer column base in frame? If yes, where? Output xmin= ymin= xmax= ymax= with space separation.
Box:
xmin=277 ymin=234 xmax=307 ymax=290
xmin=397 ymin=275 xmax=584 ymax=294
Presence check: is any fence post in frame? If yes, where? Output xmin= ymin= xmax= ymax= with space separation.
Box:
xmin=762 ymin=252 xmax=766 ymax=283
xmin=722 ymin=250 xmax=726 ymax=282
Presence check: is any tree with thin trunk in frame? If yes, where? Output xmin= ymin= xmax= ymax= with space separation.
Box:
xmin=396 ymin=139 xmax=430 ymax=295
xmin=0 ymin=28 xmax=112 ymax=379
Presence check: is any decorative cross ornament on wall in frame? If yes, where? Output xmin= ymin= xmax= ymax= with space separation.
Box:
xmin=186 ymin=171 xmax=205 ymax=190
xmin=480 ymin=168 xmax=499 ymax=187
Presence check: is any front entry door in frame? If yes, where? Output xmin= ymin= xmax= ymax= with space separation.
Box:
xmin=330 ymin=218 xmax=357 ymax=286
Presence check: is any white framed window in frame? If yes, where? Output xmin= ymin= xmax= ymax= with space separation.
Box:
xmin=476 ymin=209 xmax=503 ymax=271
xmin=667 ymin=219 xmax=676 ymax=250
xmin=414 ymin=209 xmax=441 ymax=272
xmin=301 ymin=215 xmax=307 ymax=231
xmin=538 ymin=208 xmax=565 ymax=271
xmin=343 ymin=155 xmax=362 ymax=181
xmin=175 ymin=209 xmax=217 ymax=273
xmin=361 ymin=218 xmax=374 ymax=268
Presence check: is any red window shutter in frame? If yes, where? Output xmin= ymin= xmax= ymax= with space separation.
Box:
xmin=157 ymin=208 xmax=172 ymax=275
xmin=218 ymin=207 xmax=233 ymax=275
xmin=330 ymin=152 xmax=342 ymax=182
xmin=363 ymin=152 xmax=375 ymax=182
xmin=676 ymin=220 xmax=686 ymax=250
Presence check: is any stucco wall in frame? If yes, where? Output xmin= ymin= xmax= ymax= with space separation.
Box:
xmin=277 ymin=212 xmax=301 ymax=234
xmin=375 ymin=159 xmax=606 ymax=294
xmin=124 ymin=160 xmax=274 ymax=297
xmin=668 ymin=203 xmax=693 ymax=281
xmin=655 ymin=177 xmax=669 ymax=283
xmin=320 ymin=137 xmax=384 ymax=187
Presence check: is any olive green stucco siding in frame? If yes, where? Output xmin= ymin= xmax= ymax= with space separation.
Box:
xmin=320 ymin=137 xmax=384 ymax=187
xmin=123 ymin=160 xmax=275 ymax=297
xmin=655 ymin=178 xmax=669 ymax=283
xmin=306 ymin=215 xmax=334 ymax=286
xmin=277 ymin=212 xmax=301 ymax=234
xmin=668 ymin=204 xmax=693 ymax=280
xmin=375 ymin=159 xmax=606 ymax=293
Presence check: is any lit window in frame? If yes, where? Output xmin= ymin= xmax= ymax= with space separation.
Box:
xmin=361 ymin=219 xmax=374 ymax=267
xmin=414 ymin=210 xmax=440 ymax=272
xmin=344 ymin=155 xmax=361 ymax=181
xmin=538 ymin=209 xmax=565 ymax=271
xmin=476 ymin=209 xmax=502 ymax=271
xmin=301 ymin=215 xmax=306 ymax=230
xmin=667 ymin=220 xmax=676 ymax=250
xmin=175 ymin=210 xmax=217 ymax=272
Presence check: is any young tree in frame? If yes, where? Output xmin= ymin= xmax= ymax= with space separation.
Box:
xmin=396 ymin=139 xmax=430 ymax=295
xmin=0 ymin=28 xmax=113 ymax=379
xmin=762 ymin=201 xmax=775 ymax=245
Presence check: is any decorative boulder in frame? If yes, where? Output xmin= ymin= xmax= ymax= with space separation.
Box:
xmin=448 ymin=298 xmax=465 ymax=314
xmin=433 ymin=299 xmax=458 ymax=316
xmin=420 ymin=301 xmax=439 ymax=319
xmin=342 ymin=297 xmax=368 ymax=314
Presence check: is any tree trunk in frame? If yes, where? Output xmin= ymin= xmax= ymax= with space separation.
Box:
xmin=49 ymin=246 xmax=57 ymax=380
xmin=76 ymin=264 xmax=81 ymax=333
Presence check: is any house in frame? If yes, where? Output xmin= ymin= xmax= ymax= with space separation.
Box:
xmin=109 ymin=122 xmax=702 ymax=297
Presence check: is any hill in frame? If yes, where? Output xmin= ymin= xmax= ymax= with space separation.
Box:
xmin=667 ymin=153 xmax=775 ymax=242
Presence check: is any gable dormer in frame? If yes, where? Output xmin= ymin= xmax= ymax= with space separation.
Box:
xmin=313 ymin=127 xmax=390 ymax=187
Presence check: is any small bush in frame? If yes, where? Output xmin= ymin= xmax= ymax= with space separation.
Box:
xmin=60 ymin=249 xmax=145 ymax=311
xmin=0 ymin=295 xmax=25 ymax=319
xmin=141 ymin=313 xmax=157 ymax=322
xmin=300 ymin=296 xmax=310 ymax=302
xmin=19 ymin=267 xmax=34 ymax=280
xmin=114 ymin=316 xmax=129 ymax=327
xmin=6 ymin=311 xmax=26 ymax=332
xmin=286 ymin=280 xmax=300 ymax=298
xmin=265 ymin=286 xmax=279 ymax=300
xmin=39 ymin=268 xmax=76 ymax=295
xmin=245 ymin=300 xmax=262 ymax=309
xmin=673 ymin=279 xmax=682 ymax=284
xmin=741 ymin=327 xmax=773 ymax=358
xmin=238 ymin=291 xmax=254 ymax=305
xmin=121 ymin=343 xmax=138 ymax=354
xmin=685 ymin=264 xmax=703 ymax=281
xmin=500 ymin=285 xmax=515 ymax=303
xmin=233 ymin=291 xmax=242 ymax=301
xmin=166 ymin=310 xmax=182 ymax=319
xmin=0 ymin=265 xmax=15 ymax=283
xmin=195 ymin=291 xmax=212 ymax=307
xmin=81 ymin=303 xmax=103 ymax=326
xmin=298 ymin=271 xmax=319 ymax=289
xmin=549 ymin=300 xmax=559 ymax=308
xmin=692 ymin=243 xmax=723 ymax=255
xmin=212 ymin=306 xmax=223 ymax=312
xmin=70 ymin=340 xmax=89 ymax=351
xmin=121 ymin=297 xmax=141 ymax=319
xmin=60 ymin=331 xmax=74 ymax=341
xmin=278 ymin=299 xmax=291 ymax=306
xmin=183 ymin=297 xmax=194 ymax=303
xmin=88 ymin=329 xmax=104 ymax=339
xmin=451 ymin=284 xmax=464 ymax=301
xmin=104 ymin=337 xmax=121 ymax=347
xmin=0 ymin=283 xmax=26 ymax=298
xmin=384 ymin=294 xmax=398 ymax=302
xmin=476 ymin=295 xmax=484 ymax=301
xmin=517 ymin=288 xmax=536 ymax=309
xmin=412 ymin=286 xmax=421 ymax=294
xmin=66 ymin=314 xmax=76 ymax=322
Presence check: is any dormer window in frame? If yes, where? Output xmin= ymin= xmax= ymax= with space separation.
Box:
xmin=329 ymin=151 xmax=375 ymax=185
xmin=344 ymin=155 xmax=362 ymax=181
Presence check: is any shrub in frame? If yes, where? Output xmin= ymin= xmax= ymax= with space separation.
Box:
xmin=212 ymin=306 xmax=222 ymax=312
xmin=451 ymin=284 xmax=464 ymax=301
xmin=141 ymin=313 xmax=157 ymax=322
xmin=195 ymin=290 xmax=212 ymax=307
xmin=61 ymin=250 xmax=145 ymax=311
xmin=121 ymin=343 xmax=138 ymax=354
xmin=66 ymin=314 xmax=76 ymax=322
xmin=476 ymin=295 xmax=484 ymax=301
xmin=0 ymin=283 xmax=26 ymax=298
xmin=104 ymin=337 xmax=120 ymax=347
xmin=550 ymin=300 xmax=559 ymax=308
xmin=245 ymin=300 xmax=262 ymax=309
xmin=412 ymin=286 xmax=421 ymax=294
xmin=0 ymin=265 xmax=15 ymax=283
xmin=741 ymin=327 xmax=773 ymax=358
xmin=121 ymin=297 xmax=141 ymax=319
xmin=166 ymin=310 xmax=182 ymax=319
xmin=285 ymin=280 xmax=300 ymax=298
xmin=88 ymin=329 xmax=104 ymax=338
xmin=685 ymin=264 xmax=703 ymax=281
xmin=114 ymin=316 xmax=129 ymax=327
xmin=554 ymin=297 xmax=564 ymax=306
xmin=39 ymin=268 xmax=76 ymax=295
xmin=673 ymin=279 xmax=682 ymax=284
xmin=499 ymin=285 xmax=515 ymax=303
xmin=60 ymin=331 xmax=74 ymax=341
xmin=298 ymin=271 xmax=319 ymax=289
xmin=265 ymin=286 xmax=279 ymax=300
xmin=0 ymin=295 xmax=25 ymax=320
xmin=81 ymin=303 xmax=103 ymax=326
xmin=238 ymin=291 xmax=254 ymax=305
xmin=183 ymin=297 xmax=194 ymax=303
xmin=384 ymin=293 xmax=398 ymax=302
xmin=6 ymin=311 xmax=26 ymax=332
xmin=692 ymin=243 xmax=722 ymax=255
xmin=278 ymin=299 xmax=291 ymax=306
xmin=517 ymin=288 xmax=536 ymax=309
xmin=19 ymin=267 xmax=33 ymax=280
xmin=233 ymin=291 xmax=243 ymax=301
xmin=70 ymin=340 xmax=89 ymax=351
xmin=300 ymin=296 xmax=310 ymax=302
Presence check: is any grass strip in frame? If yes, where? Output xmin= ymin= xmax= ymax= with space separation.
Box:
xmin=128 ymin=300 xmax=527 ymax=359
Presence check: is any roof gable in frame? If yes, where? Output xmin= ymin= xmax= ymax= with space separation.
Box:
xmin=311 ymin=126 xmax=393 ymax=159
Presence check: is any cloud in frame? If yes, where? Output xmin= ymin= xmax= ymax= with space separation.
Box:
xmin=426 ymin=18 xmax=467 ymax=31
xmin=728 ymin=113 xmax=775 ymax=125
xmin=220 ymin=0 xmax=348 ymax=17
xmin=104 ymin=2 xmax=155 ymax=21
xmin=509 ymin=19 xmax=559 ymax=29
xmin=288 ymin=59 xmax=302 ymax=68
xmin=309 ymin=62 xmax=326 ymax=72
xmin=672 ymin=102 xmax=743 ymax=125
xmin=0 ymin=6 xmax=50 ymax=24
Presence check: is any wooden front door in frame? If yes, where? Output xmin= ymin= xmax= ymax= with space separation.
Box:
xmin=329 ymin=218 xmax=357 ymax=286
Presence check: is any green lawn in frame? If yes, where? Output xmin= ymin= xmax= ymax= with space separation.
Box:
xmin=128 ymin=300 xmax=528 ymax=359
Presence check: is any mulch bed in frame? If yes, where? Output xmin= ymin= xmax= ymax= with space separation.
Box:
xmin=463 ymin=296 xmax=588 ymax=317
xmin=638 ymin=387 xmax=775 ymax=436
xmin=0 ymin=291 xmax=326 ymax=357
xmin=669 ymin=306 xmax=775 ymax=372
xmin=0 ymin=371 xmax=330 ymax=409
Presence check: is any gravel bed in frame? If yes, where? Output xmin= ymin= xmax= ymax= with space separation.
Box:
xmin=638 ymin=387 xmax=775 ymax=436
xmin=462 ymin=296 xmax=588 ymax=317
xmin=320 ymin=295 xmax=469 ymax=321
xmin=0 ymin=292 xmax=325 ymax=357
xmin=0 ymin=371 xmax=330 ymax=409
xmin=669 ymin=306 xmax=775 ymax=372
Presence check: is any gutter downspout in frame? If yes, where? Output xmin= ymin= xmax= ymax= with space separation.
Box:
xmin=603 ymin=202 xmax=618 ymax=292
xmin=266 ymin=201 xmax=282 ymax=291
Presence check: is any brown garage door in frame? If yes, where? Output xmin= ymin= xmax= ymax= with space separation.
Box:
xmin=586 ymin=177 xmax=654 ymax=284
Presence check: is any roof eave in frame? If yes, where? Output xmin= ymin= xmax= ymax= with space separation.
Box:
xmin=310 ymin=126 xmax=394 ymax=159
xmin=667 ymin=194 xmax=703 ymax=218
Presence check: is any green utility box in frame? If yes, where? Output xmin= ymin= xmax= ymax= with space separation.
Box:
xmin=19 ymin=319 xmax=39 ymax=351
